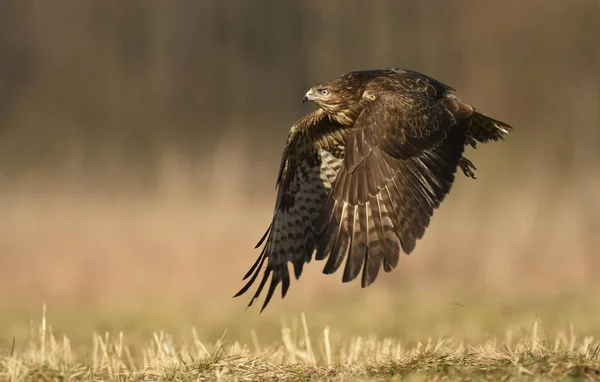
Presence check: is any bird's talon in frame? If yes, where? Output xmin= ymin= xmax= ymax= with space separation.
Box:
xmin=459 ymin=158 xmax=478 ymax=179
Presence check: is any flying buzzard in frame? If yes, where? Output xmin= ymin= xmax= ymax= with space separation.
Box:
xmin=235 ymin=68 xmax=512 ymax=312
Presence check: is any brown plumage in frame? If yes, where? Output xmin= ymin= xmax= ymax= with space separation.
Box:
xmin=234 ymin=68 xmax=513 ymax=312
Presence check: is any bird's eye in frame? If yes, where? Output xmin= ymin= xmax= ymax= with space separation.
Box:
xmin=320 ymin=89 xmax=330 ymax=96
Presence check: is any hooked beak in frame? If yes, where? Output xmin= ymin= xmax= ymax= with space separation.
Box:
xmin=302 ymin=89 xmax=314 ymax=104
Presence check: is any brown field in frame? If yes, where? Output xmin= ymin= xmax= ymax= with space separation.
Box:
xmin=1 ymin=158 xmax=600 ymax=380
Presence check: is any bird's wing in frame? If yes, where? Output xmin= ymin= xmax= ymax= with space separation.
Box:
xmin=315 ymin=85 xmax=469 ymax=288
xmin=389 ymin=68 xmax=513 ymax=145
xmin=234 ymin=110 xmax=349 ymax=312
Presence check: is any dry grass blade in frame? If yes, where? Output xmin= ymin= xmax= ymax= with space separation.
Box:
xmin=1 ymin=310 xmax=600 ymax=381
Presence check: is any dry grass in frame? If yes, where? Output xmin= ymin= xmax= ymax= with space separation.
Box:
xmin=1 ymin=308 xmax=599 ymax=381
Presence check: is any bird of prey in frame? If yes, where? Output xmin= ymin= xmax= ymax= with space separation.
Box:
xmin=235 ymin=68 xmax=513 ymax=312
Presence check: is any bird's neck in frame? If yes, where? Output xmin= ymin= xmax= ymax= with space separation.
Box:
xmin=328 ymin=109 xmax=360 ymax=126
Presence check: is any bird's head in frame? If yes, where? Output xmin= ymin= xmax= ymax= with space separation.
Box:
xmin=303 ymin=71 xmax=376 ymax=125
xmin=302 ymin=85 xmax=334 ymax=105
xmin=302 ymin=79 xmax=358 ymax=122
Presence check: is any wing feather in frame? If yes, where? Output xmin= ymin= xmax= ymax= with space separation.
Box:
xmin=234 ymin=110 xmax=348 ymax=311
xmin=322 ymin=202 xmax=349 ymax=275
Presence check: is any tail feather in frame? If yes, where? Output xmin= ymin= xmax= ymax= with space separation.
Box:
xmin=469 ymin=109 xmax=513 ymax=143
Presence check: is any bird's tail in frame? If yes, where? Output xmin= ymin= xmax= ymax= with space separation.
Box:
xmin=468 ymin=109 xmax=513 ymax=144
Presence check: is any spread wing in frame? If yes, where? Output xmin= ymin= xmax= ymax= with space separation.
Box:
xmin=234 ymin=111 xmax=348 ymax=312
xmin=314 ymin=80 xmax=469 ymax=288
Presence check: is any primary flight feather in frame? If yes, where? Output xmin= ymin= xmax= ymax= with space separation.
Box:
xmin=234 ymin=68 xmax=513 ymax=312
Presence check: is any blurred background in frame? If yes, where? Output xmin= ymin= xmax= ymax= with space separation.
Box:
xmin=0 ymin=0 xmax=599 ymax=348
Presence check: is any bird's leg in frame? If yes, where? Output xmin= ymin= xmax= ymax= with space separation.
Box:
xmin=459 ymin=157 xmax=477 ymax=179
xmin=466 ymin=136 xmax=478 ymax=149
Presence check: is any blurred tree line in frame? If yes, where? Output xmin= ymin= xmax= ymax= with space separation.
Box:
xmin=0 ymin=0 xmax=598 ymax=185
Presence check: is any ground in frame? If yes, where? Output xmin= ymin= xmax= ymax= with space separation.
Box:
xmin=1 ymin=297 xmax=599 ymax=381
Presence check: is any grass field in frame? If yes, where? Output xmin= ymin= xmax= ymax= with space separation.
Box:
xmin=2 ymin=307 xmax=600 ymax=381
xmin=1 ymin=162 xmax=599 ymax=381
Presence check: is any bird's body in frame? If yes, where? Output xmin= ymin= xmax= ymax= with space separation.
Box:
xmin=235 ymin=68 xmax=513 ymax=311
